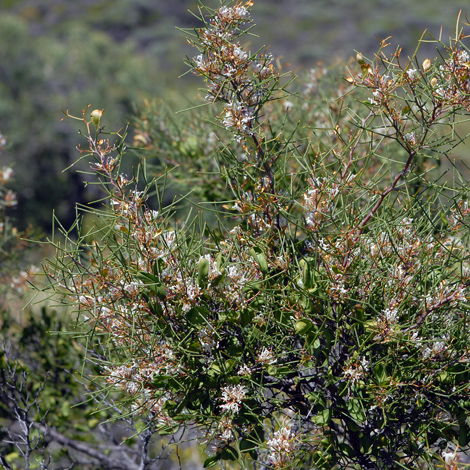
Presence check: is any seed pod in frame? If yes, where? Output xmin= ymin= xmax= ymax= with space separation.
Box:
xmin=257 ymin=252 xmax=268 ymax=274
xmin=422 ymin=58 xmax=431 ymax=72
xmin=356 ymin=53 xmax=366 ymax=65
xmin=197 ymin=257 xmax=210 ymax=287
xmin=90 ymin=109 xmax=104 ymax=129
xmin=250 ymin=248 xmax=268 ymax=275
xmin=215 ymin=252 xmax=224 ymax=271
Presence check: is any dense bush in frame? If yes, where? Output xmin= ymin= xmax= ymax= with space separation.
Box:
xmin=0 ymin=139 xmax=182 ymax=469
xmin=43 ymin=1 xmax=470 ymax=469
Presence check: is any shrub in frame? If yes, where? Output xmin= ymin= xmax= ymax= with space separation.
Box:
xmin=48 ymin=2 xmax=470 ymax=468
xmin=0 ymin=133 xmax=179 ymax=470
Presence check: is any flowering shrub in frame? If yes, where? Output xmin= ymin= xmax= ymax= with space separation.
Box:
xmin=48 ymin=2 xmax=470 ymax=469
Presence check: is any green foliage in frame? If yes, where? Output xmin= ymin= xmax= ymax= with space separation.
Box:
xmin=45 ymin=1 xmax=470 ymax=469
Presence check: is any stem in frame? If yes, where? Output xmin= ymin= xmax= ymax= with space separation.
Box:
xmin=341 ymin=111 xmax=374 ymax=181
xmin=358 ymin=149 xmax=416 ymax=234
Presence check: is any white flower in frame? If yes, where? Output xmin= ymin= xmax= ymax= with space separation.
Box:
xmin=406 ymin=68 xmax=417 ymax=80
xmin=257 ymin=347 xmax=277 ymax=365
xmin=233 ymin=45 xmax=248 ymax=61
xmin=266 ymin=426 xmax=298 ymax=467
xmin=122 ymin=280 xmax=142 ymax=295
xmin=442 ymin=450 xmax=458 ymax=465
xmin=457 ymin=50 xmax=470 ymax=62
xmin=283 ymin=100 xmax=294 ymax=111
xmin=305 ymin=211 xmax=316 ymax=228
xmin=422 ymin=339 xmax=447 ymax=359
xmin=219 ymin=385 xmax=247 ymax=414
xmin=223 ymin=108 xmax=236 ymax=129
xmin=163 ymin=230 xmax=176 ymax=247
xmin=198 ymin=327 xmax=218 ymax=353
xmin=344 ymin=356 xmax=369 ymax=384
xmin=238 ymin=364 xmax=252 ymax=376
xmin=368 ymin=89 xmax=382 ymax=105
xmin=230 ymin=225 xmax=241 ymax=235
xmin=220 ymin=428 xmax=233 ymax=441
xmin=404 ymin=132 xmax=417 ymax=145
xmin=382 ymin=307 xmax=398 ymax=323
xmin=194 ymin=54 xmax=205 ymax=69
xmin=2 ymin=167 xmax=13 ymax=182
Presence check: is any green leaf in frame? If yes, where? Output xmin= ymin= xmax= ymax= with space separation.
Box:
xmin=215 ymin=252 xmax=224 ymax=271
xmin=360 ymin=435 xmax=372 ymax=454
xmin=186 ymin=306 xmax=209 ymax=325
xmin=331 ymin=265 xmax=343 ymax=274
xmin=339 ymin=443 xmax=355 ymax=458
xmin=137 ymin=271 xmax=166 ymax=299
xmin=313 ymin=408 xmax=332 ymax=426
xmin=163 ymin=400 xmax=178 ymax=411
xmin=267 ymin=364 xmax=277 ymax=376
xmin=198 ymin=257 xmax=210 ymax=287
xmin=348 ymin=398 xmax=366 ymax=424
xmin=459 ymin=423 xmax=468 ymax=447
xmin=374 ymin=363 xmax=389 ymax=386
xmin=87 ymin=418 xmax=99 ymax=428
xmin=158 ymin=424 xmax=177 ymax=436
xmin=208 ymin=362 xmax=221 ymax=378
xmin=305 ymin=335 xmax=321 ymax=353
xmin=240 ymin=437 xmax=256 ymax=452
xmin=220 ymin=445 xmax=238 ymax=461
xmin=73 ymin=423 xmax=90 ymax=432
xmin=299 ymin=258 xmax=314 ymax=288
xmin=240 ymin=308 xmax=255 ymax=326
xmin=203 ymin=455 xmax=220 ymax=468
xmin=225 ymin=338 xmax=244 ymax=357
xmin=218 ymin=309 xmax=239 ymax=322
xmin=152 ymin=374 xmax=171 ymax=388
xmin=295 ymin=318 xmax=313 ymax=335
xmin=60 ymin=400 xmax=70 ymax=418
xmin=5 ymin=452 xmax=20 ymax=463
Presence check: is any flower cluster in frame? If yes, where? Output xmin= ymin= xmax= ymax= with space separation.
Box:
xmin=218 ymin=384 xmax=247 ymax=414
xmin=190 ymin=1 xmax=277 ymax=141
xmin=433 ymin=48 xmax=470 ymax=110
xmin=266 ymin=425 xmax=298 ymax=468
xmin=442 ymin=450 xmax=459 ymax=469
xmin=343 ymin=356 xmax=369 ymax=385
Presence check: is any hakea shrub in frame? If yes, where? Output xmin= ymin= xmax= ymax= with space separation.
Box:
xmin=48 ymin=2 xmax=470 ymax=469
